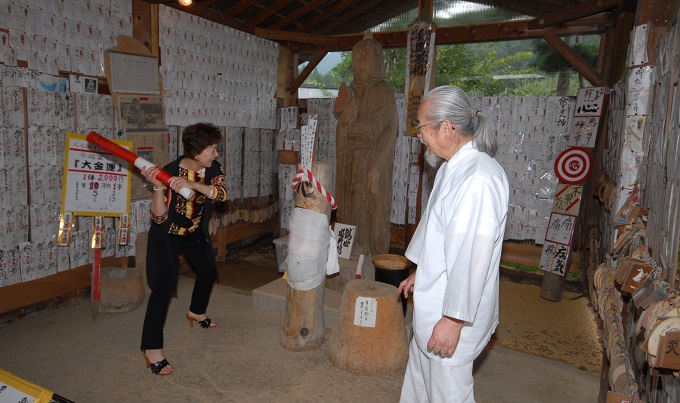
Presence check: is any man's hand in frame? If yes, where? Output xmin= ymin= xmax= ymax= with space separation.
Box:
xmin=426 ymin=316 xmax=464 ymax=358
xmin=398 ymin=272 xmax=416 ymax=299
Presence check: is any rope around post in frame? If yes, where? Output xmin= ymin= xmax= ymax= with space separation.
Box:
xmin=292 ymin=168 xmax=338 ymax=210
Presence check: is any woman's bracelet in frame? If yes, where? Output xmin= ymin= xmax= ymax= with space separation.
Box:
xmin=153 ymin=186 xmax=164 ymax=191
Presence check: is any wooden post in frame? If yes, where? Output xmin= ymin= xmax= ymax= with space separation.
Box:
xmin=540 ymin=247 xmax=573 ymax=302
xmin=327 ymin=279 xmax=408 ymax=375
xmin=280 ymin=162 xmax=332 ymax=351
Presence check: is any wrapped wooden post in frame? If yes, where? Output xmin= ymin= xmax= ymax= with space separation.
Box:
xmin=280 ymin=162 xmax=332 ymax=351
xmin=327 ymin=279 xmax=408 ymax=375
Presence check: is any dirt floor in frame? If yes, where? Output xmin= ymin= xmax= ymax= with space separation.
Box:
xmin=213 ymin=236 xmax=603 ymax=372
xmin=0 ymin=236 xmax=603 ymax=402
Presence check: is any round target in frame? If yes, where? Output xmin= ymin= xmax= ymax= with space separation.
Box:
xmin=554 ymin=147 xmax=592 ymax=184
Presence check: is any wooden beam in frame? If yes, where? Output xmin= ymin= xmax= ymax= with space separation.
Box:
xmin=268 ymin=15 xmax=611 ymax=53
xmin=132 ymin=0 xmax=159 ymax=57
xmin=289 ymin=49 xmax=329 ymax=95
xmin=633 ymin=0 xmax=656 ymax=64
xmin=528 ymin=0 xmax=621 ymax=29
xmin=276 ymin=46 xmax=297 ymax=106
xmin=319 ymin=2 xmax=372 ymax=34
xmin=543 ymin=34 xmax=604 ymax=86
xmin=270 ymin=0 xmax=330 ymax=30
xmin=288 ymin=17 xmax=610 ymax=52
xmin=476 ymin=0 xmax=563 ymax=17
xmin=247 ymin=0 xmax=296 ymax=26
xmin=600 ymin=1 xmax=635 ymax=86
xmin=652 ymin=0 xmax=680 ymax=27
xmin=222 ymin=0 xmax=259 ymax=18
xmin=294 ymin=0 xmax=360 ymax=33
xmin=323 ymin=0 xmax=415 ymax=35
xmin=418 ymin=0 xmax=434 ymax=23
xmin=255 ymin=27 xmax=337 ymax=45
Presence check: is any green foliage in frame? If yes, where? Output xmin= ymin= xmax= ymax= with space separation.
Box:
xmin=532 ymin=39 xmax=599 ymax=73
xmin=328 ymin=53 xmax=354 ymax=86
xmin=304 ymin=36 xmax=600 ymax=97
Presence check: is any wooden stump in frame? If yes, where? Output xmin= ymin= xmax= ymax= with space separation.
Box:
xmin=327 ymin=279 xmax=408 ymax=375
xmin=99 ymin=267 xmax=144 ymax=313
xmin=281 ymin=161 xmax=333 ymax=350
xmin=280 ymin=283 xmax=325 ymax=351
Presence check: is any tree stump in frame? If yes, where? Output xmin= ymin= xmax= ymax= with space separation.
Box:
xmin=280 ymin=162 xmax=333 ymax=351
xmin=327 ymin=279 xmax=408 ymax=375
xmin=99 ymin=267 xmax=144 ymax=313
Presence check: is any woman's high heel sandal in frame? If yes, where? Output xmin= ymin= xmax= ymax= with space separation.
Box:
xmin=186 ymin=313 xmax=217 ymax=329
xmin=143 ymin=352 xmax=173 ymax=376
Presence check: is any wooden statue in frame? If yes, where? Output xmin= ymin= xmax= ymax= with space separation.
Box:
xmin=335 ymin=32 xmax=399 ymax=257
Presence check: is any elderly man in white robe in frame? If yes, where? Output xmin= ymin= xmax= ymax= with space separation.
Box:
xmin=398 ymin=86 xmax=509 ymax=403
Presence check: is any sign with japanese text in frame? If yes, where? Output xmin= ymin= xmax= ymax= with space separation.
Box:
xmin=405 ymin=21 xmax=436 ymax=136
xmin=573 ymin=86 xmax=606 ymax=117
xmin=545 ymin=212 xmax=577 ymax=246
xmin=552 ymin=184 xmax=583 ymax=215
xmin=538 ymin=241 xmax=571 ymax=276
xmin=567 ymin=116 xmax=600 ymax=148
xmin=61 ymin=132 xmax=132 ymax=217
xmin=334 ymin=223 xmax=356 ymax=259
xmin=354 ymin=296 xmax=377 ymax=328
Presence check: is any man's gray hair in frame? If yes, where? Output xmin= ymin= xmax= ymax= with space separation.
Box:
xmin=423 ymin=86 xmax=497 ymax=157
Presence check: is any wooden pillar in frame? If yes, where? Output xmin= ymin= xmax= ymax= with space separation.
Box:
xmin=276 ymin=46 xmax=297 ymax=107
xmin=131 ymin=0 xmax=159 ymax=57
xmin=541 ymin=246 xmax=573 ymax=302
xmin=280 ymin=162 xmax=332 ymax=351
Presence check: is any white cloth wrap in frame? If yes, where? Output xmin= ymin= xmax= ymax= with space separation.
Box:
xmin=286 ymin=207 xmax=336 ymax=291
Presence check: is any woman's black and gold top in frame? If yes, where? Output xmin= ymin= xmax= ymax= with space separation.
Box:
xmin=150 ymin=157 xmax=227 ymax=236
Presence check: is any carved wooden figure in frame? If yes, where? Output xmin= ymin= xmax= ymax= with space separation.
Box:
xmin=335 ymin=32 xmax=398 ymax=258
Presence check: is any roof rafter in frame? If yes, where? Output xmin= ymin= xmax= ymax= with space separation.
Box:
xmin=528 ymin=0 xmax=621 ymax=29
xmin=269 ymin=0 xmax=330 ymax=30
xmin=294 ymin=0 xmax=362 ymax=33
xmin=246 ymin=0 xmax=297 ymax=26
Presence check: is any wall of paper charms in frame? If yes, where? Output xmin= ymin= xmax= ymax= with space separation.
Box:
xmin=0 ymin=1 xmax=283 ymax=288
xmin=414 ymin=95 xmax=578 ymax=246
xmin=278 ymin=94 xmax=579 ymax=247
xmin=0 ymin=0 xmax=133 ymax=288
xmin=158 ymin=5 xmax=278 ymax=129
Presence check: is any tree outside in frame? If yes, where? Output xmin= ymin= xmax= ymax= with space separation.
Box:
xmin=303 ymin=36 xmax=600 ymax=97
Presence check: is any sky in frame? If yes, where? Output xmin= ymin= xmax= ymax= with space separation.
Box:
xmin=315 ymin=52 xmax=343 ymax=74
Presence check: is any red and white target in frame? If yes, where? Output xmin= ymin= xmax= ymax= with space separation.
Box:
xmin=554 ymin=147 xmax=592 ymax=184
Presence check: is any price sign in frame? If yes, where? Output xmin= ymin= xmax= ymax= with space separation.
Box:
xmin=61 ymin=133 xmax=132 ymax=217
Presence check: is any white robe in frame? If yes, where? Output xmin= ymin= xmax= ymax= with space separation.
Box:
xmin=406 ymin=142 xmax=509 ymax=366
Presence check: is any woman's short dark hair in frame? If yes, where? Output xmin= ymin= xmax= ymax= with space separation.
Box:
xmin=182 ymin=123 xmax=222 ymax=158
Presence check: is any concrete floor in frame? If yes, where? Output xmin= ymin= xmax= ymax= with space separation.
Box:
xmin=0 ymin=240 xmax=603 ymax=402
